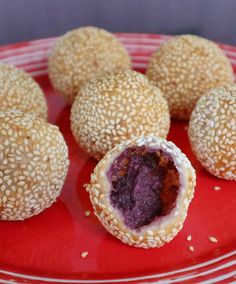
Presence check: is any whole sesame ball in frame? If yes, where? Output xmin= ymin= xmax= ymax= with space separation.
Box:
xmin=189 ymin=85 xmax=236 ymax=180
xmin=146 ymin=35 xmax=234 ymax=120
xmin=71 ymin=69 xmax=170 ymax=160
xmin=0 ymin=111 xmax=69 ymax=220
xmin=48 ymin=26 xmax=131 ymax=104
xmin=0 ymin=64 xmax=48 ymax=120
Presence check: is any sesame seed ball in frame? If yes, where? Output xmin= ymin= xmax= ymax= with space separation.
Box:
xmin=189 ymin=84 xmax=236 ymax=180
xmin=146 ymin=35 xmax=234 ymax=120
xmin=0 ymin=64 xmax=48 ymax=120
xmin=87 ymin=136 xmax=196 ymax=248
xmin=48 ymin=26 xmax=131 ymax=104
xmin=71 ymin=69 xmax=170 ymax=160
xmin=0 ymin=111 xmax=69 ymax=220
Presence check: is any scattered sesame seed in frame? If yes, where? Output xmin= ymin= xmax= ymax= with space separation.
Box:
xmin=208 ymin=236 xmax=218 ymax=243
xmin=85 ymin=210 xmax=91 ymax=217
xmin=188 ymin=245 xmax=195 ymax=252
xmin=213 ymin=186 xmax=221 ymax=191
xmin=186 ymin=235 xmax=192 ymax=241
xmin=81 ymin=251 xmax=88 ymax=258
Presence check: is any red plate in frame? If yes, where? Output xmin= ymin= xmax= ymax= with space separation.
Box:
xmin=0 ymin=34 xmax=235 ymax=283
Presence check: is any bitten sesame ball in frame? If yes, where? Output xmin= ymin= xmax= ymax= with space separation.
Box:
xmin=146 ymin=35 xmax=234 ymax=120
xmin=48 ymin=26 xmax=131 ymax=104
xmin=71 ymin=70 xmax=170 ymax=160
xmin=0 ymin=64 xmax=48 ymax=120
xmin=87 ymin=136 xmax=196 ymax=248
xmin=0 ymin=111 xmax=69 ymax=220
xmin=189 ymin=85 xmax=236 ymax=180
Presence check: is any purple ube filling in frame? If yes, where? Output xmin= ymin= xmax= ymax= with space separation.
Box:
xmin=107 ymin=146 xmax=179 ymax=230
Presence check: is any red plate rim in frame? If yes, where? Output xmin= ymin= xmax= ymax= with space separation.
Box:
xmin=0 ymin=33 xmax=236 ymax=78
xmin=0 ymin=250 xmax=235 ymax=283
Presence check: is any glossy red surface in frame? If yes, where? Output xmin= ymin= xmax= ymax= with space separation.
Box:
xmin=0 ymin=35 xmax=235 ymax=283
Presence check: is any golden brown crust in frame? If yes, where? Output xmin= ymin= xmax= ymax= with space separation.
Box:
xmin=0 ymin=111 xmax=69 ymax=220
xmin=0 ymin=64 xmax=48 ymax=120
xmin=87 ymin=136 xmax=196 ymax=248
xmin=71 ymin=70 xmax=170 ymax=160
xmin=146 ymin=35 xmax=234 ymax=120
xmin=189 ymin=84 xmax=236 ymax=180
xmin=48 ymin=26 xmax=131 ymax=104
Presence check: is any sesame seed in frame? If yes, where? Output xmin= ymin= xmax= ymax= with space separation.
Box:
xmin=85 ymin=210 xmax=91 ymax=217
xmin=186 ymin=235 xmax=192 ymax=241
xmin=147 ymin=230 xmax=154 ymax=236
xmin=188 ymin=245 xmax=195 ymax=252
xmin=213 ymin=186 xmax=221 ymax=191
xmin=81 ymin=251 xmax=88 ymax=258
xmin=208 ymin=236 xmax=218 ymax=243
xmin=138 ymin=236 xmax=144 ymax=241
